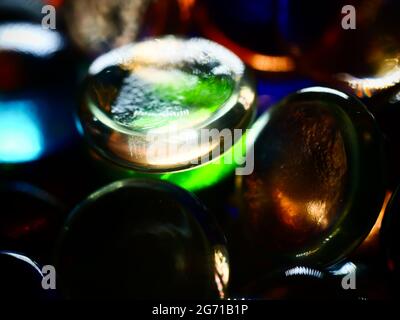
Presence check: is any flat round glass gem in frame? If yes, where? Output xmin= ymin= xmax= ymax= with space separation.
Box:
xmin=240 ymin=87 xmax=385 ymax=268
xmin=79 ymin=36 xmax=255 ymax=172
xmin=55 ymin=179 xmax=229 ymax=299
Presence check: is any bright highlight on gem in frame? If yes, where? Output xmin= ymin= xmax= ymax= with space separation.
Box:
xmin=0 ymin=23 xmax=64 ymax=57
xmin=81 ymin=36 xmax=255 ymax=175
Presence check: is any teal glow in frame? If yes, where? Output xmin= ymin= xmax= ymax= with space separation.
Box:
xmin=0 ymin=100 xmax=43 ymax=163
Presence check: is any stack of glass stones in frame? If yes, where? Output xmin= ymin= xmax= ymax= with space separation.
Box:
xmin=79 ymin=37 xmax=256 ymax=191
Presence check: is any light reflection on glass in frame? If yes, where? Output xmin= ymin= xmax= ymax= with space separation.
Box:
xmin=0 ymin=23 xmax=64 ymax=57
xmin=81 ymin=37 xmax=255 ymax=174
xmin=196 ymin=6 xmax=295 ymax=73
xmin=339 ymin=59 xmax=400 ymax=98
xmin=1 ymin=251 xmax=43 ymax=276
xmin=299 ymin=86 xmax=350 ymax=100
xmin=213 ymin=246 xmax=229 ymax=299
xmin=273 ymin=190 xmax=330 ymax=230
xmin=284 ymin=266 xmax=323 ymax=279
xmin=329 ymin=262 xmax=356 ymax=276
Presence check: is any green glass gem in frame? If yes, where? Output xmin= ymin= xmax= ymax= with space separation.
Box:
xmin=79 ymin=37 xmax=255 ymax=190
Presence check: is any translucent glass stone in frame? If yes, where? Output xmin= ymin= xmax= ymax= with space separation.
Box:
xmin=55 ymin=179 xmax=229 ymax=299
xmin=79 ymin=36 xmax=255 ymax=172
xmin=244 ymin=262 xmax=389 ymax=300
xmin=237 ymin=87 xmax=385 ymax=271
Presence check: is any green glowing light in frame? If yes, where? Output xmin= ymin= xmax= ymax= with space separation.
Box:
xmin=151 ymin=73 xmax=235 ymax=129
xmin=0 ymin=100 xmax=43 ymax=163
xmin=83 ymin=37 xmax=255 ymax=179
xmin=110 ymin=65 xmax=235 ymax=132
xmin=121 ymin=132 xmax=247 ymax=192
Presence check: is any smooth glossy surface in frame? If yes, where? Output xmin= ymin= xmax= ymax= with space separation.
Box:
xmin=79 ymin=37 xmax=255 ymax=172
xmin=239 ymin=87 xmax=384 ymax=269
xmin=332 ymin=0 xmax=400 ymax=97
xmin=55 ymin=179 xmax=229 ymax=299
